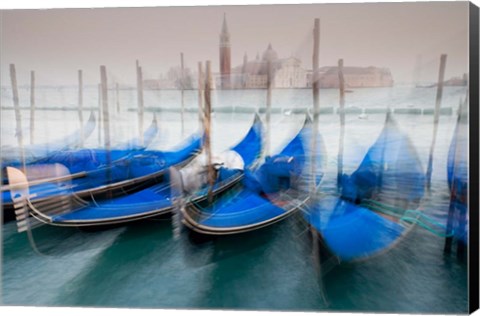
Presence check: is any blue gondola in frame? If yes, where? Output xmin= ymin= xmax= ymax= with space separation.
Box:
xmin=181 ymin=115 xmax=327 ymax=235
xmin=3 ymin=129 xmax=200 ymax=209
xmin=305 ymin=113 xmax=425 ymax=262
xmin=1 ymin=117 xmax=162 ymax=214
xmin=3 ymin=114 xmax=158 ymax=172
xmin=6 ymin=115 xmax=262 ymax=227
xmin=446 ymin=100 xmax=468 ymax=248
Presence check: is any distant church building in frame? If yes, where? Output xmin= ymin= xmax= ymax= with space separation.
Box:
xmin=273 ymin=56 xmax=308 ymax=88
xmin=219 ymin=14 xmax=232 ymax=89
xmin=218 ymin=16 xmax=302 ymax=89
xmin=230 ymin=43 xmax=308 ymax=89
xmin=141 ymin=15 xmax=395 ymax=91
xmin=217 ymin=15 xmax=393 ymax=90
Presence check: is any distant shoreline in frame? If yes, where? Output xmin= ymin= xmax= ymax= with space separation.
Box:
xmin=0 ymin=106 xmax=455 ymax=116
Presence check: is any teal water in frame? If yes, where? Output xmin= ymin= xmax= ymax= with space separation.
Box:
xmin=1 ymin=86 xmax=469 ymax=313
xmin=1 ymin=208 xmax=468 ymax=312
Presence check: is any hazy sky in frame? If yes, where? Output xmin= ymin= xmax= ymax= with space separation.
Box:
xmin=0 ymin=2 xmax=470 ymax=86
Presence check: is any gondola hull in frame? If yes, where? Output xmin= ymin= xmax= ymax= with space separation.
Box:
xmin=446 ymin=101 xmax=468 ymax=247
xmin=305 ymin=113 xmax=425 ymax=262
xmin=7 ymin=115 xmax=263 ymax=228
xmin=182 ymin=115 xmax=327 ymax=235
xmin=2 ymin=118 xmax=162 ymax=222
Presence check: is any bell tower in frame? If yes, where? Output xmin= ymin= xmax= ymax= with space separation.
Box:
xmin=219 ymin=14 xmax=231 ymax=89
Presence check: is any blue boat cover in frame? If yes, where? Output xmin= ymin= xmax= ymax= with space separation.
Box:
xmin=53 ymin=183 xmax=172 ymax=221
xmin=306 ymin=113 xmax=425 ymax=261
xmin=199 ymin=189 xmax=286 ymax=228
xmin=308 ymin=196 xmax=405 ymax=261
xmin=230 ymin=113 xmax=263 ymax=168
xmin=1 ymin=116 xmax=159 ymax=194
xmin=5 ymin=132 xmax=201 ymax=205
xmin=447 ymin=103 xmax=468 ymax=244
xmin=340 ymin=115 xmax=425 ymax=203
xmin=3 ymin=116 xmax=159 ymax=172
xmin=196 ymin=116 xmax=327 ymax=230
xmin=251 ymin=126 xmax=307 ymax=194
xmin=50 ymin=115 xmax=262 ymax=224
xmin=447 ymin=105 xmax=468 ymax=201
xmin=184 ymin=115 xmax=264 ymax=200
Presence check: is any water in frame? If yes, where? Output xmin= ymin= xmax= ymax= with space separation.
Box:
xmin=1 ymin=86 xmax=469 ymax=313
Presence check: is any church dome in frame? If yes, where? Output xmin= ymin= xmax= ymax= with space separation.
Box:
xmin=262 ymin=44 xmax=278 ymax=62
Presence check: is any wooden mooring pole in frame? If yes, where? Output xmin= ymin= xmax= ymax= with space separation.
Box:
xmin=100 ymin=66 xmax=112 ymax=187
xmin=311 ymin=19 xmax=320 ymax=238
xmin=426 ymin=54 xmax=447 ymax=190
xmin=337 ymin=59 xmax=345 ymax=189
xmin=116 ymin=82 xmax=120 ymax=113
xmin=205 ymin=61 xmax=214 ymax=204
xmin=198 ymin=62 xmax=204 ymax=130
xmin=266 ymin=59 xmax=273 ymax=156
xmin=29 ymin=71 xmax=36 ymax=145
xmin=78 ymin=70 xmax=84 ymax=147
xmin=10 ymin=64 xmax=26 ymax=170
xmin=97 ymin=83 xmax=102 ymax=145
xmin=136 ymin=60 xmax=145 ymax=146
xmin=310 ymin=18 xmax=328 ymax=306
xmin=311 ymin=18 xmax=320 ymax=193
xmin=180 ymin=53 xmax=185 ymax=136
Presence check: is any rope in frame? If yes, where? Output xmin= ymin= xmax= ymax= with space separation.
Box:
xmin=400 ymin=216 xmax=454 ymax=238
xmin=361 ymin=199 xmax=455 ymax=238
